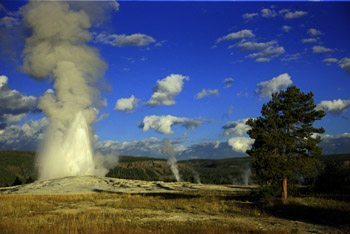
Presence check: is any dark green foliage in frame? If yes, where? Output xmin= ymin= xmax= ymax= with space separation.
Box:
xmin=105 ymin=157 xmax=253 ymax=184
xmin=247 ymin=86 xmax=325 ymax=186
xmin=314 ymin=159 xmax=350 ymax=193
xmin=0 ymin=151 xmax=36 ymax=186
xmin=26 ymin=176 xmax=34 ymax=184
xmin=11 ymin=176 xmax=22 ymax=186
xmin=185 ymin=158 xmax=252 ymax=184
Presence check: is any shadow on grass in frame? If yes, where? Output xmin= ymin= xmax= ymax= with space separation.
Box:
xmin=265 ymin=202 xmax=350 ymax=228
xmin=224 ymin=194 xmax=252 ymax=201
xmin=141 ymin=192 xmax=200 ymax=199
xmin=92 ymin=189 xmax=200 ymax=199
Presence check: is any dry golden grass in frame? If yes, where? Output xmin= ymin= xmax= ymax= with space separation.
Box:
xmin=0 ymin=192 xmax=348 ymax=234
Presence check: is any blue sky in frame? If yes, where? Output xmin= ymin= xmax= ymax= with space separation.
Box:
xmin=0 ymin=1 xmax=350 ymax=157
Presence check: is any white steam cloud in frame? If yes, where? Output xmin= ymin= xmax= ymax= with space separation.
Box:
xmin=22 ymin=1 xmax=114 ymax=180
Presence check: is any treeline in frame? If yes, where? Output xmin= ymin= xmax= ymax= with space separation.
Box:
xmin=0 ymin=151 xmax=349 ymax=195
xmin=0 ymin=151 xmax=36 ymax=187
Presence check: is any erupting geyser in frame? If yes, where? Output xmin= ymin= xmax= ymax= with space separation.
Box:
xmin=22 ymin=1 xmax=115 ymax=180
xmin=38 ymin=112 xmax=96 ymax=179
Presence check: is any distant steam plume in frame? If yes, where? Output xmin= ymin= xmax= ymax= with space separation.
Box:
xmin=22 ymin=1 xmax=116 ymax=180
xmin=192 ymin=170 xmax=201 ymax=184
xmin=241 ymin=166 xmax=251 ymax=185
xmin=161 ymin=139 xmax=181 ymax=182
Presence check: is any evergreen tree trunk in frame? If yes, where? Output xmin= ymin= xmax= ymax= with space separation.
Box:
xmin=282 ymin=176 xmax=288 ymax=203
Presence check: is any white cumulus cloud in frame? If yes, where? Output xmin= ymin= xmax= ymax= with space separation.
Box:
xmin=147 ymin=74 xmax=188 ymax=106
xmin=223 ymin=118 xmax=251 ymax=136
xmin=261 ymin=8 xmax=277 ymax=18
xmin=228 ymin=137 xmax=254 ymax=153
xmin=316 ymin=99 xmax=350 ymax=114
xmin=115 ymin=95 xmax=138 ymax=112
xmin=0 ymin=118 xmax=47 ymax=150
xmin=139 ymin=115 xmax=202 ymax=135
xmin=0 ymin=75 xmax=39 ymax=129
xmin=256 ymin=73 xmax=293 ymax=98
xmin=247 ymin=44 xmax=285 ymax=62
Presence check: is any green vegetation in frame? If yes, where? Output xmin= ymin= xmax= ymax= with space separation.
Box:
xmin=246 ymin=86 xmax=325 ymax=201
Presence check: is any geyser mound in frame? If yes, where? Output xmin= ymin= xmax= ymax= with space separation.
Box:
xmin=0 ymin=175 xmax=241 ymax=195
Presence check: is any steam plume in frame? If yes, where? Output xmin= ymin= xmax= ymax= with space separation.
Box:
xmin=161 ymin=139 xmax=181 ymax=182
xmin=192 ymin=170 xmax=201 ymax=184
xmin=241 ymin=165 xmax=251 ymax=185
xmin=22 ymin=1 xmax=113 ymax=180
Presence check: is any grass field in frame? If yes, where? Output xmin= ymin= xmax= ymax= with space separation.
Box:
xmin=1 ymin=190 xmax=349 ymax=233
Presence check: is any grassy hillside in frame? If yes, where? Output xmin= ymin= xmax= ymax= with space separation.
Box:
xmin=0 ymin=151 xmax=349 ymax=186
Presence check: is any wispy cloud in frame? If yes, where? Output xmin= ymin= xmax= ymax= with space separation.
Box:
xmin=95 ymin=32 xmax=156 ymax=47
xmin=312 ymin=45 xmax=333 ymax=53
xmin=195 ymin=89 xmax=219 ymax=99
xmin=223 ymin=77 xmax=234 ymax=88
xmin=216 ymin=29 xmax=255 ymax=44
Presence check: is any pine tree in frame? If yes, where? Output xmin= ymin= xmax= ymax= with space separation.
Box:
xmin=246 ymin=86 xmax=325 ymax=202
